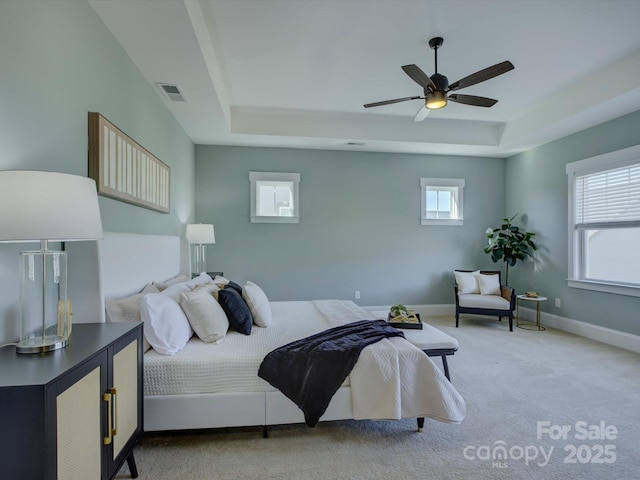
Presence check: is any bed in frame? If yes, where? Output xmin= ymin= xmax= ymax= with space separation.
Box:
xmin=67 ymin=232 xmax=465 ymax=434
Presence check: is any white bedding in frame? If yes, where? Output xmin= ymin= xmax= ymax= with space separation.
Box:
xmin=314 ymin=300 xmax=466 ymax=423
xmin=144 ymin=301 xmax=331 ymax=396
xmin=144 ymin=299 xmax=466 ymax=425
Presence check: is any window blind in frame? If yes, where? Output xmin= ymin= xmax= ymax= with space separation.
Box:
xmin=574 ymin=162 xmax=640 ymax=228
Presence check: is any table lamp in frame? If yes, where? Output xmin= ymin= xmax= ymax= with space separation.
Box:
xmin=185 ymin=224 xmax=215 ymax=276
xmin=0 ymin=171 xmax=103 ymax=354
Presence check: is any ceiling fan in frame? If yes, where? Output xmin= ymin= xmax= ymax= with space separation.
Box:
xmin=363 ymin=37 xmax=514 ymax=122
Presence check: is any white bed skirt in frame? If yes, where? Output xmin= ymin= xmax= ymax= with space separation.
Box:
xmin=144 ymin=388 xmax=354 ymax=432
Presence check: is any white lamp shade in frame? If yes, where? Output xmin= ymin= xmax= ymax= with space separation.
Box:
xmin=186 ymin=224 xmax=215 ymax=244
xmin=0 ymin=170 xmax=103 ymax=242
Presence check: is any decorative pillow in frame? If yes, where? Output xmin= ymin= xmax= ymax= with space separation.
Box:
xmin=477 ymin=273 xmax=501 ymax=296
xmin=158 ymin=280 xmax=192 ymax=301
xmin=213 ymin=275 xmax=230 ymax=287
xmin=454 ymin=270 xmax=481 ymax=294
xmin=153 ymin=274 xmax=189 ymax=291
xmin=218 ymin=287 xmax=253 ymax=335
xmin=105 ymin=283 xmax=158 ymax=323
xmin=185 ymin=272 xmax=214 ymax=289
xmin=242 ymin=281 xmax=272 ymax=327
xmin=179 ymin=290 xmax=229 ymax=343
xmin=226 ymin=280 xmax=243 ymax=294
xmin=140 ymin=282 xmax=194 ymax=355
xmin=193 ymin=282 xmax=220 ymax=293
xmin=193 ymin=282 xmax=221 ymax=299
xmin=105 ymin=283 xmax=158 ymax=352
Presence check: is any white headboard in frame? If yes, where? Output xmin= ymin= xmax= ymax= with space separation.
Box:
xmin=67 ymin=232 xmax=189 ymax=323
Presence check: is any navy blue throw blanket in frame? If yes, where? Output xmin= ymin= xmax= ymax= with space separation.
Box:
xmin=258 ymin=319 xmax=404 ymax=427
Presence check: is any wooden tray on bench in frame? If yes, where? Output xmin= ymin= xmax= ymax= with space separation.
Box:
xmin=387 ymin=312 xmax=423 ymax=329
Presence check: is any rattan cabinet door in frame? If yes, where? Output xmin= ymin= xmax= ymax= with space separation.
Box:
xmin=57 ymin=365 xmax=102 ymax=479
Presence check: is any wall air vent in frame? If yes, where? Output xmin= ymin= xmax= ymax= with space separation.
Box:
xmin=156 ymin=83 xmax=186 ymax=102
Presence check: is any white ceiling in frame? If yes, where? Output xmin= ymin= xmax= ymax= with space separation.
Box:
xmin=89 ymin=0 xmax=640 ymax=158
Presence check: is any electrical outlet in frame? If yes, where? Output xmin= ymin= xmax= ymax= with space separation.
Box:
xmin=555 ymin=298 xmax=561 ymax=308
xmin=355 ymin=291 xmax=360 ymax=299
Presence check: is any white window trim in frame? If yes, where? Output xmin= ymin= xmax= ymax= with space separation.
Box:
xmin=420 ymin=177 xmax=464 ymax=226
xmin=566 ymin=144 xmax=640 ymax=297
xmin=249 ymin=171 xmax=300 ymax=224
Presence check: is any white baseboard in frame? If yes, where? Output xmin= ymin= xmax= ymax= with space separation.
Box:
xmin=518 ymin=306 xmax=640 ymax=354
xmin=364 ymin=304 xmax=640 ymax=354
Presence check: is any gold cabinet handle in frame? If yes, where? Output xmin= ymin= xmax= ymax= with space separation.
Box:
xmin=111 ymin=387 xmax=118 ymax=437
xmin=103 ymin=392 xmax=113 ymax=445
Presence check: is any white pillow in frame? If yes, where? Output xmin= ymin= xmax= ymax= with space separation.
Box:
xmin=454 ymin=270 xmax=480 ymax=294
xmin=242 ymin=281 xmax=272 ymax=327
xmin=141 ymin=282 xmax=194 ymax=355
xmin=194 ymin=282 xmax=221 ymax=299
xmin=179 ymin=290 xmax=229 ymax=343
xmin=105 ymin=283 xmax=158 ymax=352
xmin=477 ymin=273 xmax=501 ymax=296
xmin=185 ymin=272 xmax=214 ymax=289
xmin=105 ymin=283 xmax=159 ymax=323
xmin=153 ymin=274 xmax=189 ymax=291
xmin=159 ymin=280 xmax=192 ymax=301
xmin=213 ymin=275 xmax=230 ymax=286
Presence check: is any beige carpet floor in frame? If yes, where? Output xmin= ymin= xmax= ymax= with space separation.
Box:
xmin=116 ymin=315 xmax=640 ymax=480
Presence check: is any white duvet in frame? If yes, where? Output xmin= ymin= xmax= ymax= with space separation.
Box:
xmin=143 ymin=299 xmax=465 ymax=424
xmin=313 ymin=300 xmax=466 ymax=424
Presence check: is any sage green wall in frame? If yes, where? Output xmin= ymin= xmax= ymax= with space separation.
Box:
xmin=0 ymin=1 xmax=195 ymax=341
xmin=506 ymin=110 xmax=640 ymax=336
xmin=195 ymin=146 xmax=506 ymax=306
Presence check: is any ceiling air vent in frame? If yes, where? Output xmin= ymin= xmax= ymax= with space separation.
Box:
xmin=156 ymin=83 xmax=186 ymax=102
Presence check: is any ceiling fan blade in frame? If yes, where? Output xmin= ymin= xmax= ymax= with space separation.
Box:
xmin=448 ymin=94 xmax=498 ymax=107
xmin=401 ymin=64 xmax=437 ymax=92
xmin=413 ymin=106 xmax=430 ymax=122
xmin=364 ymin=96 xmax=422 ymax=108
xmin=448 ymin=61 xmax=514 ymax=91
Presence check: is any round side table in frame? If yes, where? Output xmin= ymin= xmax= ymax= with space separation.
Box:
xmin=516 ymin=295 xmax=547 ymax=331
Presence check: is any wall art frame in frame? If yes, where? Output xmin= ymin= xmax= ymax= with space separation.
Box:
xmin=88 ymin=112 xmax=170 ymax=213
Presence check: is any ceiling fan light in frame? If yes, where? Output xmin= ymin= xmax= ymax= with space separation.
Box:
xmin=426 ymin=91 xmax=447 ymax=109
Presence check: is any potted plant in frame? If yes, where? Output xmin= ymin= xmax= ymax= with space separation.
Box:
xmin=484 ymin=214 xmax=537 ymax=285
xmin=390 ymin=304 xmax=410 ymax=319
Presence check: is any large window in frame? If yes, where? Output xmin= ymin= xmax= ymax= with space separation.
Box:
xmin=250 ymin=172 xmax=300 ymax=223
xmin=420 ymin=178 xmax=464 ymax=225
xmin=566 ymin=145 xmax=640 ymax=296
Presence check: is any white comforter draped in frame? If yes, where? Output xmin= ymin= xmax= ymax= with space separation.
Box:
xmin=313 ymin=300 xmax=466 ymax=424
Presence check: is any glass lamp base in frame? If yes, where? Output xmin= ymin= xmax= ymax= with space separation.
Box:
xmin=16 ymin=335 xmax=68 ymax=354
xmin=19 ymin=248 xmax=70 ymax=355
xmin=191 ymin=244 xmax=207 ymax=276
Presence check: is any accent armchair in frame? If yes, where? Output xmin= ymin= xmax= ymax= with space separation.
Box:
xmin=453 ymin=270 xmax=516 ymax=331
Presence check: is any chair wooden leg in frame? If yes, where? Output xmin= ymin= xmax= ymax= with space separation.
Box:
xmin=455 ymin=311 xmax=459 ymax=328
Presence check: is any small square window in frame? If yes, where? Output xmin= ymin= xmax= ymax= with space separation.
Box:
xmin=250 ymin=172 xmax=300 ymax=223
xmin=420 ymin=178 xmax=464 ymax=225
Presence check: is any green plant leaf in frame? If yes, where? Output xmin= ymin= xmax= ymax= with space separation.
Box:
xmin=483 ymin=214 xmax=536 ymax=272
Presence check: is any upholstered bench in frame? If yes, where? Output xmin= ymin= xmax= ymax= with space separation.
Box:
xmin=370 ymin=312 xmax=459 ymax=432
xmin=370 ymin=311 xmax=458 ymax=381
xmin=401 ymin=323 xmax=458 ymax=381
